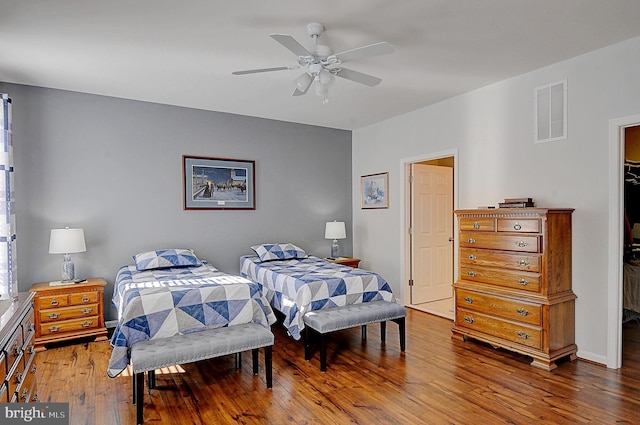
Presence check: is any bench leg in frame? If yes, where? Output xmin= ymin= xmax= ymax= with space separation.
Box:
xmin=235 ymin=352 xmax=242 ymax=369
xmin=148 ymin=370 xmax=156 ymax=390
xmin=135 ymin=372 xmax=144 ymax=424
xmin=252 ymin=348 xmax=259 ymax=374
xmin=361 ymin=324 xmax=367 ymax=341
xmin=380 ymin=321 xmax=387 ymax=343
xmin=320 ymin=333 xmax=327 ymax=372
xmin=393 ymin=317 xmax=406 ymax=351
xmin=304 ymin=328 xmax=311 ymax=361
xmin=265 ymin=346 xmax=273 ymax=388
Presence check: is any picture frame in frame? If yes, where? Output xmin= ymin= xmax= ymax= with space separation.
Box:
xmin=361 ymin=172 xmax=389 ymax=209
xmin=183 ymin=155 xmax=256 ymax=210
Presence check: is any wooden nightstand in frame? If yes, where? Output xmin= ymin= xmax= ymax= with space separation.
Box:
xmin=327 ymin=257 xmax=361 ymax=268
xmin=30 ymin=277 xmax=108 ymax=352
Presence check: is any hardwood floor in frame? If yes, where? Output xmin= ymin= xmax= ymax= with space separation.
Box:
xmin=36 ymin=309 xmax=640 ymax=424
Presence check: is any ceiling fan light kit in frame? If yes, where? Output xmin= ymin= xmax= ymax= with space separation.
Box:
xmin=232 ymin=22 xmax=394 ymax=104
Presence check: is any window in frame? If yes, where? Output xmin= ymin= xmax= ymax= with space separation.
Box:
xmin=535 ymin=79 xmax=567 ymax=143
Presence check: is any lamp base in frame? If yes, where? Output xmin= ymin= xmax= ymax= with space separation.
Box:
xmin=331 ymin=239 xmax=339 ymax=258
xmin=61 ymin=254 xmax=75 ymax=281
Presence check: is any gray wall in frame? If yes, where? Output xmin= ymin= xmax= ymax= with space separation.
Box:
xmin=0 ymin=83 xmax=352 ymax=321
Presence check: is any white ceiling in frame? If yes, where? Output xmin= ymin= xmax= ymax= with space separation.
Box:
xmin=2 ymin=1 xmax=640 ymax=130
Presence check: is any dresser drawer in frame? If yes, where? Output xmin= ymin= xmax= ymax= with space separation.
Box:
xmin=5 ymin=327 xmax=23 ymax=375
xmin=456 ymin=289 xmax=542 ymax=326
xmin=39 ymin=316 xmax=100 ymax=337
xmin=39 ymin=303 xmax=99 ymax=323
xmin=460 ymin=232 xmax=540 ymax=253
xmin=18 ymin=355 xmax=36 ymax=402
xmin=455 ymin=308 xmax=542 ymax=350
xmin=39 ymin=294 xmax=70 ymax=308
xmin=0 ymin=382 xmax=7 ymax=403
xmin=460 ymin=248 xmax=541 ymax=272
xmin=459 ymin=218 xmax=495 ymax=232
xmin=69 ymin=291 xmax=99 ymax=305
xmin=497 ymin=219 xmax=541 ymax=233
xmin=460 ymin=265 xmax=541 ymax=292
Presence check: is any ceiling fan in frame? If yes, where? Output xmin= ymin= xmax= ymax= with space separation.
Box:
xmin=232 ymin=23 xmax=394 ymax=104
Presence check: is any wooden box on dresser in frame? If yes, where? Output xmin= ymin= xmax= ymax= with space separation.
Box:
xmin=0 ymin=292 xmax=38 ymax=402
xmin=30 ymin=278 xmax=108 ymax=352
xmin=451 ymin=208 xmax=577 ymax=371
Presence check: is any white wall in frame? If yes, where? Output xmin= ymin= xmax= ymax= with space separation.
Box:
xmin=352 ymin=36 xmax=640 ymax=365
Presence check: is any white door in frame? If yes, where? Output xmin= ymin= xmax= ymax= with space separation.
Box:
xmin=410 ymin=164 xmax=454 ymax=304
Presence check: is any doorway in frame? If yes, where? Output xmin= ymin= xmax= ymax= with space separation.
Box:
xmin=402 ymin=151 xmax=458 ymax=320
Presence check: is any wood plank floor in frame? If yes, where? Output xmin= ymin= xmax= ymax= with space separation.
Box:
xmin=36 ymin=309 xmax=640 ymax=424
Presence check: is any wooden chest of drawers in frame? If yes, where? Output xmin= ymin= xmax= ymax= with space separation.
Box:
xmin=452 ymin=208 xmax=577 ymax=371
xmin=30 ymin=278 xmax=108 ymax=352
xmin=0 ymin=292 xmax=38 ymax=403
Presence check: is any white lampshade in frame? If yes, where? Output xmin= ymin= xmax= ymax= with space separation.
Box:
xmin=325 ymin=221 xmax=346 ymax=240
xmin=49 ymin=228 xmax=86 ymax=254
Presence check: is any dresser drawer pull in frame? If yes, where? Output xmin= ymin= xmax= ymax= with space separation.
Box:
xmin=49 ymin=299 xmax=59 ymax=306
xmin=518 ymin=279 xmax=529 ymax=286
xmin=32 ymin=393 xmax=38 ymax=402
xmin=14 ymin=372 xmax=22 ymax=384
xmin=468 ymin=271 xmax=477 ymax=277
xmin=81 ymin=321 xmax=93 ymax=328
xmin=464 ymin=316 xmax=475 ymax=324
xmin=517 ymin=259 xmax=529 ymax=266
xmin=21 ymin=388 xmax=28 ymax=401
xmin=28 ymin=322 xmax=35 ymax=332
xmin=517 ymin=331 xmax=530 ymax=339
xmin=31 ymin=365 xmax=37 ymax=374
xmin=467 ymin=238 xmax=476 ymax=244
xmin=47 ymin=313 xmax=60 ymax=319
xmin=473 ymin=222 xmax=480 ymax=229
xmin=12 ymin=342 xmax=20 ymax=356
xmin=81 ymin=295 xmax=90 ymax=303
xmin=81 ymin=308 xmax=93 ymax=315
xmin=517 ymin=241 xmax=528 ymax=247
xmin=468 ymin=254 xmax=477 ymax=261
xmin=517 ymin=308 xmax=530 ymax=316
xmin=28 ymin=345 xmax=35 ymax=354
xmin=463 ymin=297 xmax=474 ymax=304
xmin=48 ymin=326 xmax=60 ymax=333
xmin=514 ymin=223 xmax=522 ymax=230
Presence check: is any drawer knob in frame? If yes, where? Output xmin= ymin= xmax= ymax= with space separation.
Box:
xmin=47 ymin=313 xmax=60 ymax=319
xmin=464 ymin=316 xmax=475 ymax=324
xmin=468 ymin=254 xmax=477 ymax=261
xmin=31 ymin=365 xmax=37 ymax=374
xmin=32 ymin=393 xmax=38 ymax=402
xmin=81 ymin=321 xmax=93 ymax=328
xmin=50 ymin=299 xmax=59 ymax=306
xmin=21 ymin=389 xmax=28 ymax=401
xmin=463 ymin=297 xmax=474 ymax=304
xmin=81 ymin=308 xmax=93 ymax=315
xmin=517 ymin=331 xmax=530 ymax=339
xmin=467 ymin=238 xmax=476 ymax=244
xmin=48 ymin=326 xmax=60 ymax=333
xmin=517 ymin=308 xmax=530 ymax=316
xmin=517 ymin=259 xmax=529 ymax=267
xmin=514 ymin=223 xmax=522 ymax=230
xmin=468 ymin=271 xmax=477 ymax=277
xmin=518 ymin=279 xmax=529 ymax=286
xmin=473 ymin=222 xmax=480 ymax=230
xmin=15 ymin=372 xmax=22 ymax=384
xmin=517 ymin=240 xmax=528 ymax=247
xmin=12 ymin=342 xmax=20 ymax=356
xmin=82 ymin=295 xmax=90 ymax=303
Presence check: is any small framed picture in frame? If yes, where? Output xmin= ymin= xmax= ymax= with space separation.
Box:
xmin=183 ymin=155 xmax=256 ymax=210
xmin=361 ymin=172 xmax=389 ymax=209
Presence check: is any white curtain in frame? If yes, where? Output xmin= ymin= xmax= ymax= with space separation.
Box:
xmin=0 ymin=93 xmax=17 ymax=300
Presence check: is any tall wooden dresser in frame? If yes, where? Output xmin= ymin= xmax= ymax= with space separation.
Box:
xmin=451 ymin=208 xmax=576 ymax=371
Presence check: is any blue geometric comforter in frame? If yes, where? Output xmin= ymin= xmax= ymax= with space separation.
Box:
xmin=240 ymin=255 xmax=396 ymax=340
xmin=108 ymin=262 xmax=276 ymax=378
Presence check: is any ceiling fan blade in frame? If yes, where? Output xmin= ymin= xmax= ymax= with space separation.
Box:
xmin=232 ymin=66 xmax=290 ymax=75
xmin=270 ymin=34 xmax=312 ymax=57
xmin=335 ymin=67 xmax=382 ymax=87
xmin=333 ymin=42 xmax=394 ymax=63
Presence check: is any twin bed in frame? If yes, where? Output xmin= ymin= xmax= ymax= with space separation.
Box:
xmin=108 ymin=244 xmax=404 ymax=379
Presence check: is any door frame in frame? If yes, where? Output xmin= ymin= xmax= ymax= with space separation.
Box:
xmin=400 ymin=149 xmax=459 ymax=307
xmin=608 ymin=113 xmax=640 ymax=369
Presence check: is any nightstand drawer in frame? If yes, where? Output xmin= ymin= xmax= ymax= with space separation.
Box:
xmin=39 ymin=316 xmax=100 ymax=336
xmin=69 ymin=291 xmax=99 ymax=305
xmin=39 ymin=304 xmax=99 ymax=323
xmin=39 ymin=294 xmax=70 ymax=308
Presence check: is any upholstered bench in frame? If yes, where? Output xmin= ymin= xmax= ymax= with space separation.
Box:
xmin=303 ymin=301 xmax=407 ymax=372
xmin=130 ymin=323 xmax=274 ymax=424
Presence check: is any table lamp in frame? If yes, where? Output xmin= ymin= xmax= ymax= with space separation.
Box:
xmin=325 ymin=220 xmax=346 ymax=259
xmin=49 ymin=227 xmax=86 ymax=281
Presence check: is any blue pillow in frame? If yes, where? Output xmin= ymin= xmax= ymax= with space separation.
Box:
xmin=133 ymin=249 xmax=202 ymax=271
xmin=251 ymin=243 xmax=307 ymax=262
